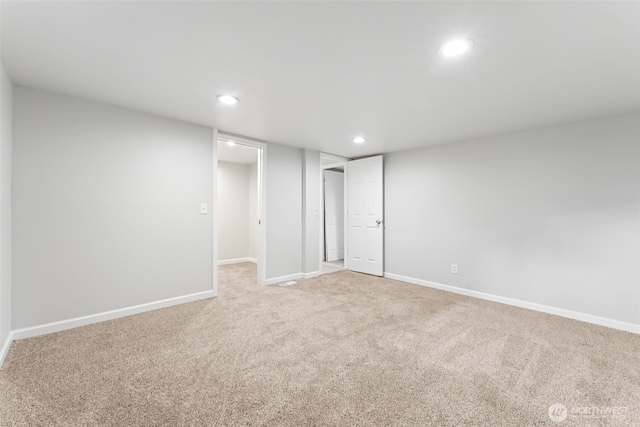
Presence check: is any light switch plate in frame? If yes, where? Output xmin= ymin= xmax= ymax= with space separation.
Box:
xmin=200 ymin=203 xmax=208 ymax=214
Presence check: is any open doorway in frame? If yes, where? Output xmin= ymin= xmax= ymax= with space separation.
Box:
xmin=322 ymin=167 xmax=345 ymax=273
xmin=318 ymin=152 xmax=384 ymax=277
xmin=319 ymin=153 xmax=348 ymax=275
xmin=214 ymin=134 xmax=266 ymax=290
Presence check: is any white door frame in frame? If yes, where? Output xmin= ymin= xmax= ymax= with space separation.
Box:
xmin=319 ymin=152 xmax=349 ymax=272
xmin=213 ymin=131 xmax=268 ymax=291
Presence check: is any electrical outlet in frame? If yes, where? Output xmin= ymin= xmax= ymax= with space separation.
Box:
xmin=451 ymin=264 xmax=458 ymax=274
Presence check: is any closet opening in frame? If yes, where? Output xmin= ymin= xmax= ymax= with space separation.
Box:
xmin=320 ymin=156 xmax=347 ymax=275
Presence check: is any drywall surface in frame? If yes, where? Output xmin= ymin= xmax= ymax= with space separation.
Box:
xmin=303 ymin=150 xmax=320 ymax=274
xmin=323 ymin=169 xmax=344 ymax=262
xmin=266 ymin=143 xmax=302 ymax=279
xmin=13 ymin=87 xmax=213 ymax=329
xmin=0 ymin=64 xmax=13 ymax=345
xmin=385 ymin=113 xmax=640 ymax=325
xmin=248 ymin=162 xmax=258 ymax=260
xmin=217 ymin=161 xmax=251 ymax=261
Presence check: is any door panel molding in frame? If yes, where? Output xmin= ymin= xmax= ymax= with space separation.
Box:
xmin=347 ymin=155 xmax=384 ymax=276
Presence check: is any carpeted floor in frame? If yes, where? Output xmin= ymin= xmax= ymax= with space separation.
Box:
xmin=1 ymin=263 xmax=639 ymax=426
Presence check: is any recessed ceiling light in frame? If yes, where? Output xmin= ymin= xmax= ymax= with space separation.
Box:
xmin=353 ymin=136 xmax=366 ymax=144
xmin=439 ymin=39 xmax=473 ymax=57
xmin=219 ymin=138 xmax=236 ymax=146
xmin=217 ymin=95 xmax=239 ymax=105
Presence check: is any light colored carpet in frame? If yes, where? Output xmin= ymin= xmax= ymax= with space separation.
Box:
xmin=1 ymin=263 xmax=639 ymax=426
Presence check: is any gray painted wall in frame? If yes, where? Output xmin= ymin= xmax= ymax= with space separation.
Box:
xmin=0 ymin=64 xmax=13 ymax=345
xmin=8 ymin=84 xmax=636 ymax=334
xmin=266 ymin=143 xmax=302 ymax=279
xmin=217 ymin=161 xmax=255 ymax=261
xmin=385 ymin=113 xmax=640 ymax=325
xmin=302 ymin=150 xmax=320 ymax=274
xmin=13 ymin=87 xmax=213 ymax=329
xmin=248 ymin=162 xmax=258 ymax=260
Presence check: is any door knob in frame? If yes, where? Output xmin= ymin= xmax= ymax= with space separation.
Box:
xmin=376 ymin=219 xmax=381 ymax=225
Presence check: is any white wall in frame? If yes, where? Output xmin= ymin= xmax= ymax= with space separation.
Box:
xmin=13 ymin=87 xmax=213 ymax=329
xmin=385 ymin=113 xmax=640 ymax=326
xmin=248 ymin=162 xmax=258 ymax=260
xmin=217 ymin=161 xmax=253 ymax=261
xmin=0 ymin=64 xmax=13 ymax=348
xmin=323 ymin=169 xmax=344 ymax=262
xmin=266 ymin=143 xmax=302 ymax=279
xmin=302 ymin=150 xmax=320 ymax=274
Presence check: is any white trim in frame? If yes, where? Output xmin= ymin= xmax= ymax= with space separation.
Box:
xmin=11 ymin=290 xmax=215 ymax=341
xmin=212 ymin=128 xmax=219 ymax=296
xmin=303 ymin=271 xmax=320 ymax=279
xmin=0 ymin=331 xmax=14 ymax=367
xmin=384 ymin=273 xmax=640 ymax=335
xmin=320 ymin=152 xmax=349 ymax=165
xmin=264 ymin=273 xmax=303 ymax=286
xmin=322 ymin=161 xmax=346 ymax=170
xmin=218 ymin=257 xmax=257 ymax=265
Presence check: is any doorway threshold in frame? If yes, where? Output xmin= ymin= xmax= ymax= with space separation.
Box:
xmin=321 ymin=260 xmax=346 ymax=275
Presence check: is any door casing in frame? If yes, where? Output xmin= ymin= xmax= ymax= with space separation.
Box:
xmin=213 ymin=131 xmax=267 ymax=292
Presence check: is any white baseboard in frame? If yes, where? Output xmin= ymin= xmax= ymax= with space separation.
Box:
xmin=11 ymin=290 xmax=216 ymax=342
xmin=218 ymin=257 xmax=257 ymax=266
xmin=0 ymin=331 xmax=14 ymax=368
xmin=265 ymin=273 xmax=303 ymax=286
xmin=303 ymin=271 xmax=320 ymax=279
xmin=384 ymin=273 xmax=639 ymax=335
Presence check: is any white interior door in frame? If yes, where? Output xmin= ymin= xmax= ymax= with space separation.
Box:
xmin=324 ymin=170 xmax=344 ymax=262
xmin=347 ymin=155 xmax=384 ymax=276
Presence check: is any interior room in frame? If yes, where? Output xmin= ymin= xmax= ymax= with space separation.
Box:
xmin=321 ymin=166 xmax=346 ymax=275
xmin=0 ymin=1 xmax=638 ymax=426
xmin=216 ymin=139 xmax=260 ymax=272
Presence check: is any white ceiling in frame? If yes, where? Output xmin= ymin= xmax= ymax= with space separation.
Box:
xmin=217 ymin=140 xmax=258 ymax=165
xmin=1 ymin=1 xmax=638 ymax=158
